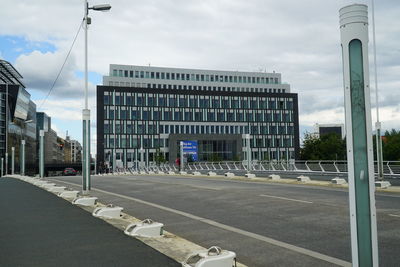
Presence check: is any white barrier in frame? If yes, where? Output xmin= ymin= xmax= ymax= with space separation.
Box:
xmin=124 ymin=219 xmax=164 ymax=238
xmin=92 ymin=204 xmax=123 ymax=219
xmin=73 ymin=197 xmax=98 ymax=206
xmin=182 ymin=246 xmax=236 ymax=267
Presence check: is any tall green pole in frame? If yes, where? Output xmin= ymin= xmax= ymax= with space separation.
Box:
xmin=340 ymin=4 xmax=378 ymax=267
xmin=21 ymin=140 xmax=25 ymax=176
xmin=11 ymin=147 xmax=14 ymax=175
xmin=39 ymin=130 xmax=44 ymax=178
xmin=371 ymin=0 xmax=384 ymax=181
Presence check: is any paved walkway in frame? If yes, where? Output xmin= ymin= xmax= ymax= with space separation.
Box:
xmin=0 ymin=177 xmax=180 ymax=267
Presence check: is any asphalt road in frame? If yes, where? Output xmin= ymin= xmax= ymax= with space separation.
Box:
xmin=50 ymin=174 xmax=400 ymax=267
xmin=0 ymin=178 xmax=180 ymax=267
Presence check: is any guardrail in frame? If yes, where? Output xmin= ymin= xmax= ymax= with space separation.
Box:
xmin=186 ymin=160 xmax=400 ymax=177
xmin=96 ymin=160 xmax=400 ymax=178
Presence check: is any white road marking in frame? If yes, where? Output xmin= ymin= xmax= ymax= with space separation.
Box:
xmin=114 ymin=175 xmax=221 ymax=191
xmin=259 ymin=194 xmax=313 ymax=204
xmin=53 ymin=179 xmax=350 ymax=267
xmin=389 ymin=214 xmax=400 ymax=218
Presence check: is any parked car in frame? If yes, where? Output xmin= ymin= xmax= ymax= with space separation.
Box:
xmin=63 ymin=168 xmax=77 ymax=176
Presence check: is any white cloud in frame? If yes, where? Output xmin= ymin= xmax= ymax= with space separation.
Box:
xmin=1 ymin=0 xmax=399 ymax=138
xmin=35 ymin=97 xmax=96 ymax=121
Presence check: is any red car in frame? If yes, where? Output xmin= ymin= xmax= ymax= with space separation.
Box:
xmin=63 ymin=168 xmax=77 ymax=176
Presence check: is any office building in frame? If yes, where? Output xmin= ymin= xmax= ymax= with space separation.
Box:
xmin=314 ymin=123 xmax=345 ymax=139
xmin=97 ymin=64 xmax=299 ymax=167
xmin=0 ymin=59 xmax=37 ymax=173
xmin=69 ymin=139 xmax=82 ymax=163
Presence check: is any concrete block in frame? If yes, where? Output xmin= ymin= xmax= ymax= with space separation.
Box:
xmin=245 ymin=173 xmax=256 ymax=178
xmin=297 ymin=175 xmax=310 ymax=182
xmin=192 ymin=171 xmax=201 ymax=176
xmin=58 ymin=190 xmax=79 ymax=198
xmin=182 ymin=246 xmax=236 ymax=267
xmin=93 ymin=205 xmax=123 ymax=219
xmin=147 ymin=171 xmax=155 ymax=174
xmin=48 ymin=186 xmax=67 ymax=193
xmin=156 ymin=171 xmax=165 ymax=175
xmin=375 ymin=181 xmax=391 ymax=189
xmin=168 ymin=171 xmax=176 ymax=175
xmin=208 ymin=171 xmax=217 ymax=176
xmin=331 ymin=177 xmax=347 ymax=185
xmin=224 ymin=172 xmax=235 ymax=177
xmin=179 ymin=171 xmax=188 ymax=175
xmin=269 ymin=174 xmax=281 ymax=180
xmin=41 ymin=183 xmax=56 ymax=189
xmin=139 ymin=171 xmax=147 ymax=175
xmin=73 ymin=197 xmax=98 ymax=206
xmin=124 ymin=219 xmax=164 ymax=238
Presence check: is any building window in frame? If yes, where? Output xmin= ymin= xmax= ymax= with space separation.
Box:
xmin=104 ymin=95 xmax=110 ymax=105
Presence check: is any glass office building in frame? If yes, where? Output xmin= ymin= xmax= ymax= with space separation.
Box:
xmin=97 ymin=65 xmax=299 ymax=167
xmin=0 ymin=60 xmax=37 ymax=173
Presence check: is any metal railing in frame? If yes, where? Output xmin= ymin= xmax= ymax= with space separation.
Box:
xmin=186 ymin=160 xmax=400 ymax=177
xmin=96 ymin=160 xmax=400 ymax=178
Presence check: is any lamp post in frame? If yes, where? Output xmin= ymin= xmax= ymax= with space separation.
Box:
xmin=340 ymin=4 xmax=378 ymax=266
xmin=20 ymin=119 xmax=33 ymax=176
xmin=5 ymin=83 xmax=8 ymax=175
xmin=39 ymin=130 xmax=44 ymax=178
xmin=371 ymin=0 xmax=384 ymax=181
xmin=139 ymin=147 xmax=144 ymax=170
xmin=112 ymin=89 xmax=116 ymax=173
xmin=180 ymin=141 xmax=184 ymax=171
xmin=11 ymin=147 xmax=14 ymax=175
xmin=245 ymin=134 xmax=251 ymax=173
xmin=82 ymin=0 xmax=111 ymax=193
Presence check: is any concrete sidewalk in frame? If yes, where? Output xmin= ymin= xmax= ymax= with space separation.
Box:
xmin=0 ymin=177 xmax=180 ymax=267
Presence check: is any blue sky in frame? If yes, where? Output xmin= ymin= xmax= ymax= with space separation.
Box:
xmin=0 ymin=35 xmax=56 ymax=62
xmin=0 ymin=35 xmax=99 ymax=146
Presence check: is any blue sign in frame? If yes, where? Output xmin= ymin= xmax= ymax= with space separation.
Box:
xmin=182 ymin=140 xmax=198 ymax=161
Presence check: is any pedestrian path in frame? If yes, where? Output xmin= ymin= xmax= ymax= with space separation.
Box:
xmin=0 ymin=177 xmax=180 ymax=267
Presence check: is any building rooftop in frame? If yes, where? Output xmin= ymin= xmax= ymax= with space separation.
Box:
xmin=0 ymin=59 xmax=25 ymax=88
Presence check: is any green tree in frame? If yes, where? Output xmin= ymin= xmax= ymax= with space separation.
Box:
xmin=154 ymin=149 xmax=166 ymax=164
xmin=300 ymin=132 xmax=346 ymax=160
xmin=210 ymin=153 xmax=222 ymax=162
xmin=382 ymin=129 xmax=400 ymax=161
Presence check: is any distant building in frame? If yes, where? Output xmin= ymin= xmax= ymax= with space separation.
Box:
xmin=69 ymin=139 xmax=82 ymax=163
xmin=97 ymin=64 xmax=299 ymax=168
xmin=0 ymin=59 xmax=38 ymax=174
xmin=314 ymin=123 xmax=345 ymax=139
xmin=36 ymin=112 xmax=67 ymax=164
xmin=63 ymin=135 xmax=72 ymax=163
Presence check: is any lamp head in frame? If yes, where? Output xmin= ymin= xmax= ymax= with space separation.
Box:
xmin=91 ymin=4 xmax=111 ymax=11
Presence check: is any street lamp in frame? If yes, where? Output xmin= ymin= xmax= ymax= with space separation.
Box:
xmin=82 ymin=0 xmax=111 ymax=193
xmin=371 ymin=0 xmax=384 ymax=181
xmin=9 ymin=119 xmax=33 ymax=176
xmin=139 ymin=147 xmax=144 ymax=170
xmin=21 ymin=119 xmax=33 ymax=176
xmin=245 ymin=134 xmax=251 ymax=173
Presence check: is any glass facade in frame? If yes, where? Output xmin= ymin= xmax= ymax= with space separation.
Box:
xmin=98 ymin=86 xmax=299 ymax=167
